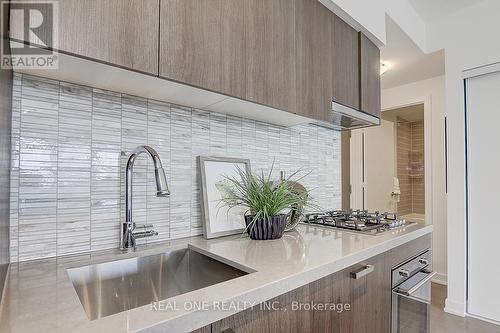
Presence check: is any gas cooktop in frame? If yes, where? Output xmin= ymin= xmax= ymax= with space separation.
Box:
xmin=304 ymin=210 xmax=413 ymax=235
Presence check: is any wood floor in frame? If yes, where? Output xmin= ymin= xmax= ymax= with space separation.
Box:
xmin=431 ymin=283 xmax=500 ymax=333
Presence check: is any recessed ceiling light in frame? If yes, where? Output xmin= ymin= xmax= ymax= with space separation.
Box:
xmin=380 ymin=62 xmax=391 ymax=75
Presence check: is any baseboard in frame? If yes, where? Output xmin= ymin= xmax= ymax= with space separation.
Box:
xmin=432 ymin=273 xmax=447 ymax=285
xmin=466 ymin=313 xmax=500 ymax=326
xmin=444 ymin=298 xmax=466 ymax=317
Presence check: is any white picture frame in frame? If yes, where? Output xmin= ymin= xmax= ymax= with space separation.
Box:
xmin=198 ymin=156 xmax=251 ymax=239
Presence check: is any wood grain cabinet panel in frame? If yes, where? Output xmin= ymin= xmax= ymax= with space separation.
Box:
xmin=360 ymin=33 xmax=381 ymax=118
xmin=212 ymin=252 xmax=391 ymax=333
xmin=159 ymin=0 xmax=246 ymax=99
xmin=10 ymin=0 xmax=160 ymax=75
xmin=212 ymin=285 xmax=312 ymax=333
xmin=244 ymin=0 xmax=296 ymax=113
xmin=295 ymin=0 xmax=333 ymax=122
xmin=332 ymin=15 xmax=360 ymax=110
xmin=211 ymin=236 xmax=431 ymax=333
xmin=339 ymin=253 xmax=391 ymax=333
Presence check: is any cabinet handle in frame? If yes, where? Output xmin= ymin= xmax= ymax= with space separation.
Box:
xmin=222 ymin=329 xmax=235 ymax=333
xmin=418 ymin=258 xmax=429 ymax=266
xmin=350 ymin=264 xmax=374 ymax=279
xmin=398 ymin=269 xmax=410 ymax=278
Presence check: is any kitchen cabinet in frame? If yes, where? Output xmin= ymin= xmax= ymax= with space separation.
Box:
xmin=332 ymin=15 xmax=360 ymax=110
xmin=337 ymin=253 xmax=391 ymax=332
xmin=210 ymin=235 xmax=430 ymax=333
xmin=211 ymin=252 xmax=389 ymax=333
xmin=244 ymin=0 xmax=296 ymax=113
xmin=159 ymin=0 xmax=246 ymax=99
xmin=295 ymin=0 xmax=333 ymax=122
xmin=10 ymin=0 xmax=381 ymax=126
xmin=161 ymin=0 xmax=295 ymax=113
xmin=212 ymin=286 xmax=311 ymax=333
xmin=10 ymin=0 xmax=159 ymax=75
xmin=360 ymin=33 xmax=381 ymax=118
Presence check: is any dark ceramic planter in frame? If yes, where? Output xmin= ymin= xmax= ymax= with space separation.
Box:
xmin=244 ymin=214 xmax=287 ymax=240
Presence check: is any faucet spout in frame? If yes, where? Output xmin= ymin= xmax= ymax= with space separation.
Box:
xmin=121 ymin=145 xmax=170 ymax=250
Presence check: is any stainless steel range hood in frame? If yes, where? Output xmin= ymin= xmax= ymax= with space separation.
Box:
xmin=331 ymin=101 xmax=380 ymax=130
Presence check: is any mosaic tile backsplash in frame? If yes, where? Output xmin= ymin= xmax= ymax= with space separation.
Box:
xmin=9 ymin=73 xmax=341 ymax=262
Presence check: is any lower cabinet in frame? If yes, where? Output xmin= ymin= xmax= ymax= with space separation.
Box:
xmin=210 ymin=252 xmax=388 ymax=333
xmin=212 ymin=285 xmax=312 ymax=333
xmin=336 ymin=253 xmax=391 ymax=332
xmin=192 ymin=235 xmax=430 ymax=333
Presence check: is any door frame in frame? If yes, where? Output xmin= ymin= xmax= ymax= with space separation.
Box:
xmin=350 ymin=96 xmax=433 ymax=226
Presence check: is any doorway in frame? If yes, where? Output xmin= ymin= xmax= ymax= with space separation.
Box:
xmin=350 ymin=104 xmax=425 ymax=221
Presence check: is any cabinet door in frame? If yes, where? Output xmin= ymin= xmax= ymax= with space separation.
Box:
xmin=342 ymin=252 xmax=391 ymax=333
xmin=332 ymin=15 xmax=360 ymax=110
xmin=308 ymin=269 xmax=346 ymax=332
xmin=295 ymin=0 xmax=332 ymax=122
xmin=245 ymin=0 xmax=296 ymax=113
xmin=10 ymin=0 xmax=159 ymax=75
xmin=159 ymin=0 xmax=246 ymax=99
xmin=360 ymin=33 xmax=381 ymax=117
xmin=212 ymin=285 xmax=311 ymax=333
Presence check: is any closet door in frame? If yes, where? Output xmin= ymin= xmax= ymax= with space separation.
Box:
xmin=466 ymin=70 xmax=500 ymax=323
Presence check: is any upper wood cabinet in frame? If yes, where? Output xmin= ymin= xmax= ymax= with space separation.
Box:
xmin=244 ymin=0 xmax=296 ymax=113
xmin=332 ymin=15 xmax=360 ymax=111
xmin=10 ymin=0 xmax=381 ymax=124
xmin=10 ymin=0 xmax=159 ymax=75
xmin=159 ymin=0 xmax=246 ymax=99
xmin=295 ymin=0 xmax=332 ymax=122
xmin=360 ymin=33 xmax=381 ymax=118
xmin=160 ymin=0 xmax=295 ymax=112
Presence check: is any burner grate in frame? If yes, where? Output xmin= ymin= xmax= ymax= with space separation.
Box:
xmin=304 ymin=210 xmax=408 ymax=235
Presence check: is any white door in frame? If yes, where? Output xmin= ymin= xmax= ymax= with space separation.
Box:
xmin=467 ymin=70 xmax=500 ymax=323
xmin=351 ymin=119 xmax=396 ymax=212
xmin=365 ymin=119 xmax=396 ymax=212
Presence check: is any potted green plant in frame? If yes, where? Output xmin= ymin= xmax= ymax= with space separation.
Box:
xmin=217 ymin=165 xmax=313 ymax=240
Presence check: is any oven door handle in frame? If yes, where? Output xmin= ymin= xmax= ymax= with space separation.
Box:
xmin=394 ymin=270 xmax=437 ymax=296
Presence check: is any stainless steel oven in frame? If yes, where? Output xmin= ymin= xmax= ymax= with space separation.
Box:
xmin=391 ymin=250 xmax=436 ymax=333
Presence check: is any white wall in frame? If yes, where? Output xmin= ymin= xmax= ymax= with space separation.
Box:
xmin=319 ymin=0 xmax=427 ymax=51
xmin=319 ymin=0 xmax=387 ymax=45
xmin=381 ymin=76 xmax=447 ymax=284
xmin=425 ymin=0 xmax=500 ymax=317
xmin=385 ymin=0 xmax=427 ymax=51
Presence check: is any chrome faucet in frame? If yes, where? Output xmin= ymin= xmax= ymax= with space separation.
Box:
xmin=121 ymin=145 xmax=170 ymax=250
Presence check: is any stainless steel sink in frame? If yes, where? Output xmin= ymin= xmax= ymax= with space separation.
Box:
xmin=67 ymin=247 xmax=249 ymax=320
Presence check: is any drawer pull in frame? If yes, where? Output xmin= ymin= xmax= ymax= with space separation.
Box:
xmin=398 ymin=269 xmax=410 ymax=278
xmin=418 ymin=258 xmax=429 ymax=266
xmin=350 ymin=264 xmax=374 ymax=279
xmin=222 ymin=329 xmax=235 ymax=333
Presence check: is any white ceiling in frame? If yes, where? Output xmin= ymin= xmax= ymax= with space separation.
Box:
xmin=409 ymin=0 xmax=484 ymax=22
xmin=380 ymin=17 xmax=445 ymax=89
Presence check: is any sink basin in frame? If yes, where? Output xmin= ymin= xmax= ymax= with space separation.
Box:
xmin=67 ymin=247 xmax=249 ymax=320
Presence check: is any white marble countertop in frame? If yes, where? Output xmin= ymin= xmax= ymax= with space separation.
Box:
xmin=0 ymin=223 xmax=432 ymax=333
